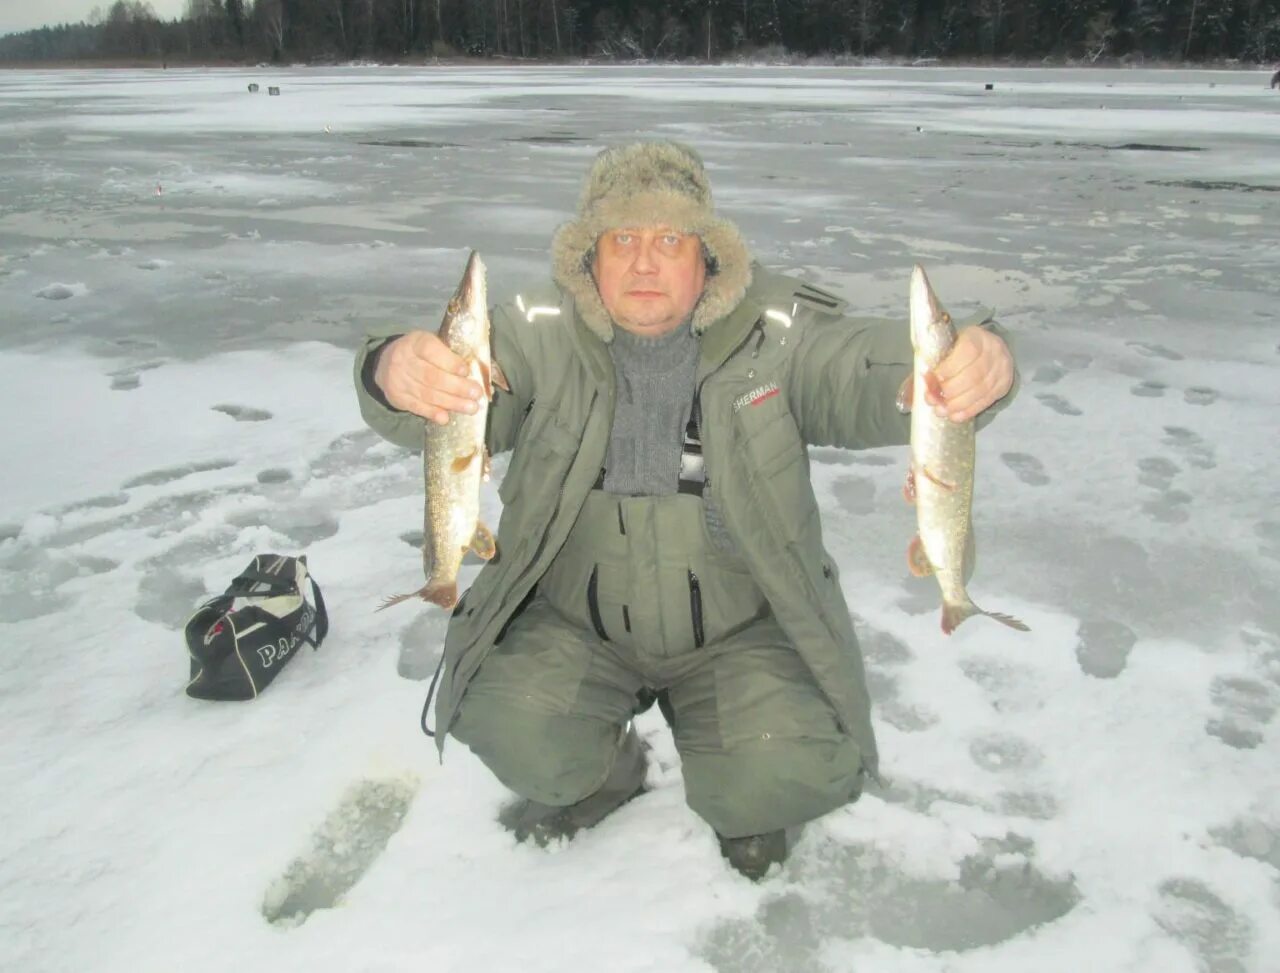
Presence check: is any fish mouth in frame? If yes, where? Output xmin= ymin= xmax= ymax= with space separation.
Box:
xmin=909 ymin=263 xmax=951 ymax=355
xmin=455 ymin=250 xmax=488 ymax=315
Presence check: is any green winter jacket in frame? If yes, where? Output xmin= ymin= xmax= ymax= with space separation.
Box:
xmin=353 ymin=264 xmax=1019 ymax=778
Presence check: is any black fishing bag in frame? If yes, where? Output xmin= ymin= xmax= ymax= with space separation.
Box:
xmin=184 ymin=554 xmax=328 ymax=701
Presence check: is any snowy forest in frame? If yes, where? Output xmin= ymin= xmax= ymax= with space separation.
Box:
xmin=1 ymin=0 xmax=1278 ymax=64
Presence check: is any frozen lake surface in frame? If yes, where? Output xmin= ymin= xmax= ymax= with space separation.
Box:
xmin=1 ymin=65 xmax=1278 ymax=972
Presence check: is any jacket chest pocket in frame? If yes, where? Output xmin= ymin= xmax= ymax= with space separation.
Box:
xmin=734 ymin=392 xmax=820 ymax=546
xmin=497 ymin=404 xmax=583 ymax=508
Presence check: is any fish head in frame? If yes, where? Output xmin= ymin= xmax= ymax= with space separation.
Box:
xmin=439 ymin=250 xmax=490 ymax=353
xmin=909 ymin=264 xmax=957 ymax=367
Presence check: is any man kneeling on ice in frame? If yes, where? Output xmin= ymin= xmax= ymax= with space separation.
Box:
xmin=353 ymin=141 xmax=1018 ymax=879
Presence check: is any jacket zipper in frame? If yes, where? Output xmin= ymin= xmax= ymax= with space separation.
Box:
xmin=688 ymin=570 xmax=705 ymax=648
xmin=587 ymin=565 xmax=609 ymax=642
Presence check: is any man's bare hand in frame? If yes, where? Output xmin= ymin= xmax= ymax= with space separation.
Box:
xmin=925 ymin=327 xmax=1014 ymax=423
xmin=373 ymin=331 xmax=483 ymax=426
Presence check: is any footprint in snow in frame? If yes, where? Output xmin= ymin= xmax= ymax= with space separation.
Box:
xmin=1130 ymin=380 xmax=1167 ymax=398
xmin=309 ymin=428 xmax=384 ymax=479
xmin=1075 ymin=619 xmax=1137 ymax=679
xmin=1153 ymin=878 xmax=1254 ymax=973
xmin=1206 ymin=675 xmax=1276 ymax=751
xmin=998 ymin=790 xmax=1059 ymax=820
xmin=1135 ymin=456 xmax=1192 ymax=523
xmin=1031 ymin=364 xmax=1065 ymax=385
xmin=1141 ymin=490 xmax=1192 ymax=525
xmin=697 ymin=833 xmax=1079 ymax=967
xmin=1183 ymin=387 xmax=1219 ymax=406
xmin=1060 ymin=352 xmax=1093 ymax=370
xmin=878 ymin=700 xmax=940 ymax=732
xmin=212 ymin=403 xmax=273 ymax=422
xmin=1210 ymin=817 xmax=1280 ymax=871
xmin=1136 ymin=456 xmax=1179 ymax=490
xmin=1162 ymin=426 xmax=1216 ymax=470
xmin=108 ymin=361 xmax=163 ymax=391
xmin=262 ymin=777 xmax=419 ymax=926
xmin=959 ymin=657 xmax=1042 ymax=714
xmin=1035 ymin=393 xmax=1082 ymax=417
xmin=1127 ymin=340 xmax=1185 ymax=361
xmin=1001 ymin=452 xmax=1049 ymax=486
xmin=969 ymin=732 xmax=1043 ymax=773
xmin=35 ymin=283 xmax=84 ymax=300
xmin=122 ymin=458 xmax=236 ymax=489
xmin=854 ymin=620 xmax=914 ymax=667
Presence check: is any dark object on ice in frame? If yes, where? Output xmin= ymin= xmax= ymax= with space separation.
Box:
xmin=1271 ymin=69 xmax=1280 ymax=89
xmin=184 ymin=554 xmax=328 ymax=701
xmin=269 ymin=86 xmax=281 ymax=96
xmin=718 ymin=830 xmax=788 ymax=880
xmin=248 ymin=83 xmax=259 ymax=93
xmin=985 ymin=83 xmax=994 ymax=91
xmin=500 ymin=727 xmax=647 ymax=845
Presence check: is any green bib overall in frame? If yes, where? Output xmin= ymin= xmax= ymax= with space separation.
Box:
xmin=451 ymin=489 xmax=864 ymax=839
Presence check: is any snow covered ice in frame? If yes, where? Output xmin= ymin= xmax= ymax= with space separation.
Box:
xmin=1 ymin=64 xmax=1277 ymax=972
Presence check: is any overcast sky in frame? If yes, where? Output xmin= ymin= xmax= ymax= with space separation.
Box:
xmin=0 ymin=0 xmax=188 ymax=35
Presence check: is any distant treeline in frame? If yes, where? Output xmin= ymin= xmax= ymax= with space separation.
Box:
xmin=2 ymin=0 xmax=1278 ymax=65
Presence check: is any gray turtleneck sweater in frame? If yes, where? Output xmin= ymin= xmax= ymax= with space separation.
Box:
xmin=601 ymin=322 xmax=699 ymax=496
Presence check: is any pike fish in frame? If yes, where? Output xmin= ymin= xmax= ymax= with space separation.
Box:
xmin=903 ymin=264 xmax=1028 ymax=635
xmin=380 ymin=250 xmax=507 ymax=611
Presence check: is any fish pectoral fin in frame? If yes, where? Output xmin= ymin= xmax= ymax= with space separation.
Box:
xmin=470 ymin=522 xmax=497 ymax=561
xmin=920 ymin=465 xmax=957 ymax=492
xmin=903 ymin=467 xmax=917 ymax=504
xmin=451 ymin=446 xmax=480 ymax=473
xmin=907 ymin=535 xmax=935 ymax=577
xmin=476 ymin=357 xmax=493 ymax=399
xmin=895 ymin=376 xmax=913 ymax=415
xmin=491 ymin=360 xmax=511 ymax=393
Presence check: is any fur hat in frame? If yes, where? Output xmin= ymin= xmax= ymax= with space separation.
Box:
xmin=551 ymin=141 xmax=753 ymax=341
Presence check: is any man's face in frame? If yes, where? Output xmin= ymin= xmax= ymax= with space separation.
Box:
xmin=592 ymin=226 xmax=707 ymax=337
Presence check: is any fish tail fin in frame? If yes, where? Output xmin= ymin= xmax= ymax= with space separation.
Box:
xmin=941 ymin=600 xmax=1030 ymax=634
xmin=376 ymin=590 xmax=421 ymax=612
xmin=376 ymin=581 xmax=459 ymax=612
xmin=986 ymin=610 xmax=1030 ymax=632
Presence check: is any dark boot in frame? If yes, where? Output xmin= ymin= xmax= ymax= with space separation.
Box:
xmin=718 ymin=829 xmax=788 ymax=880
xmin=501 ymin=726 xmax=647 ymax=847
